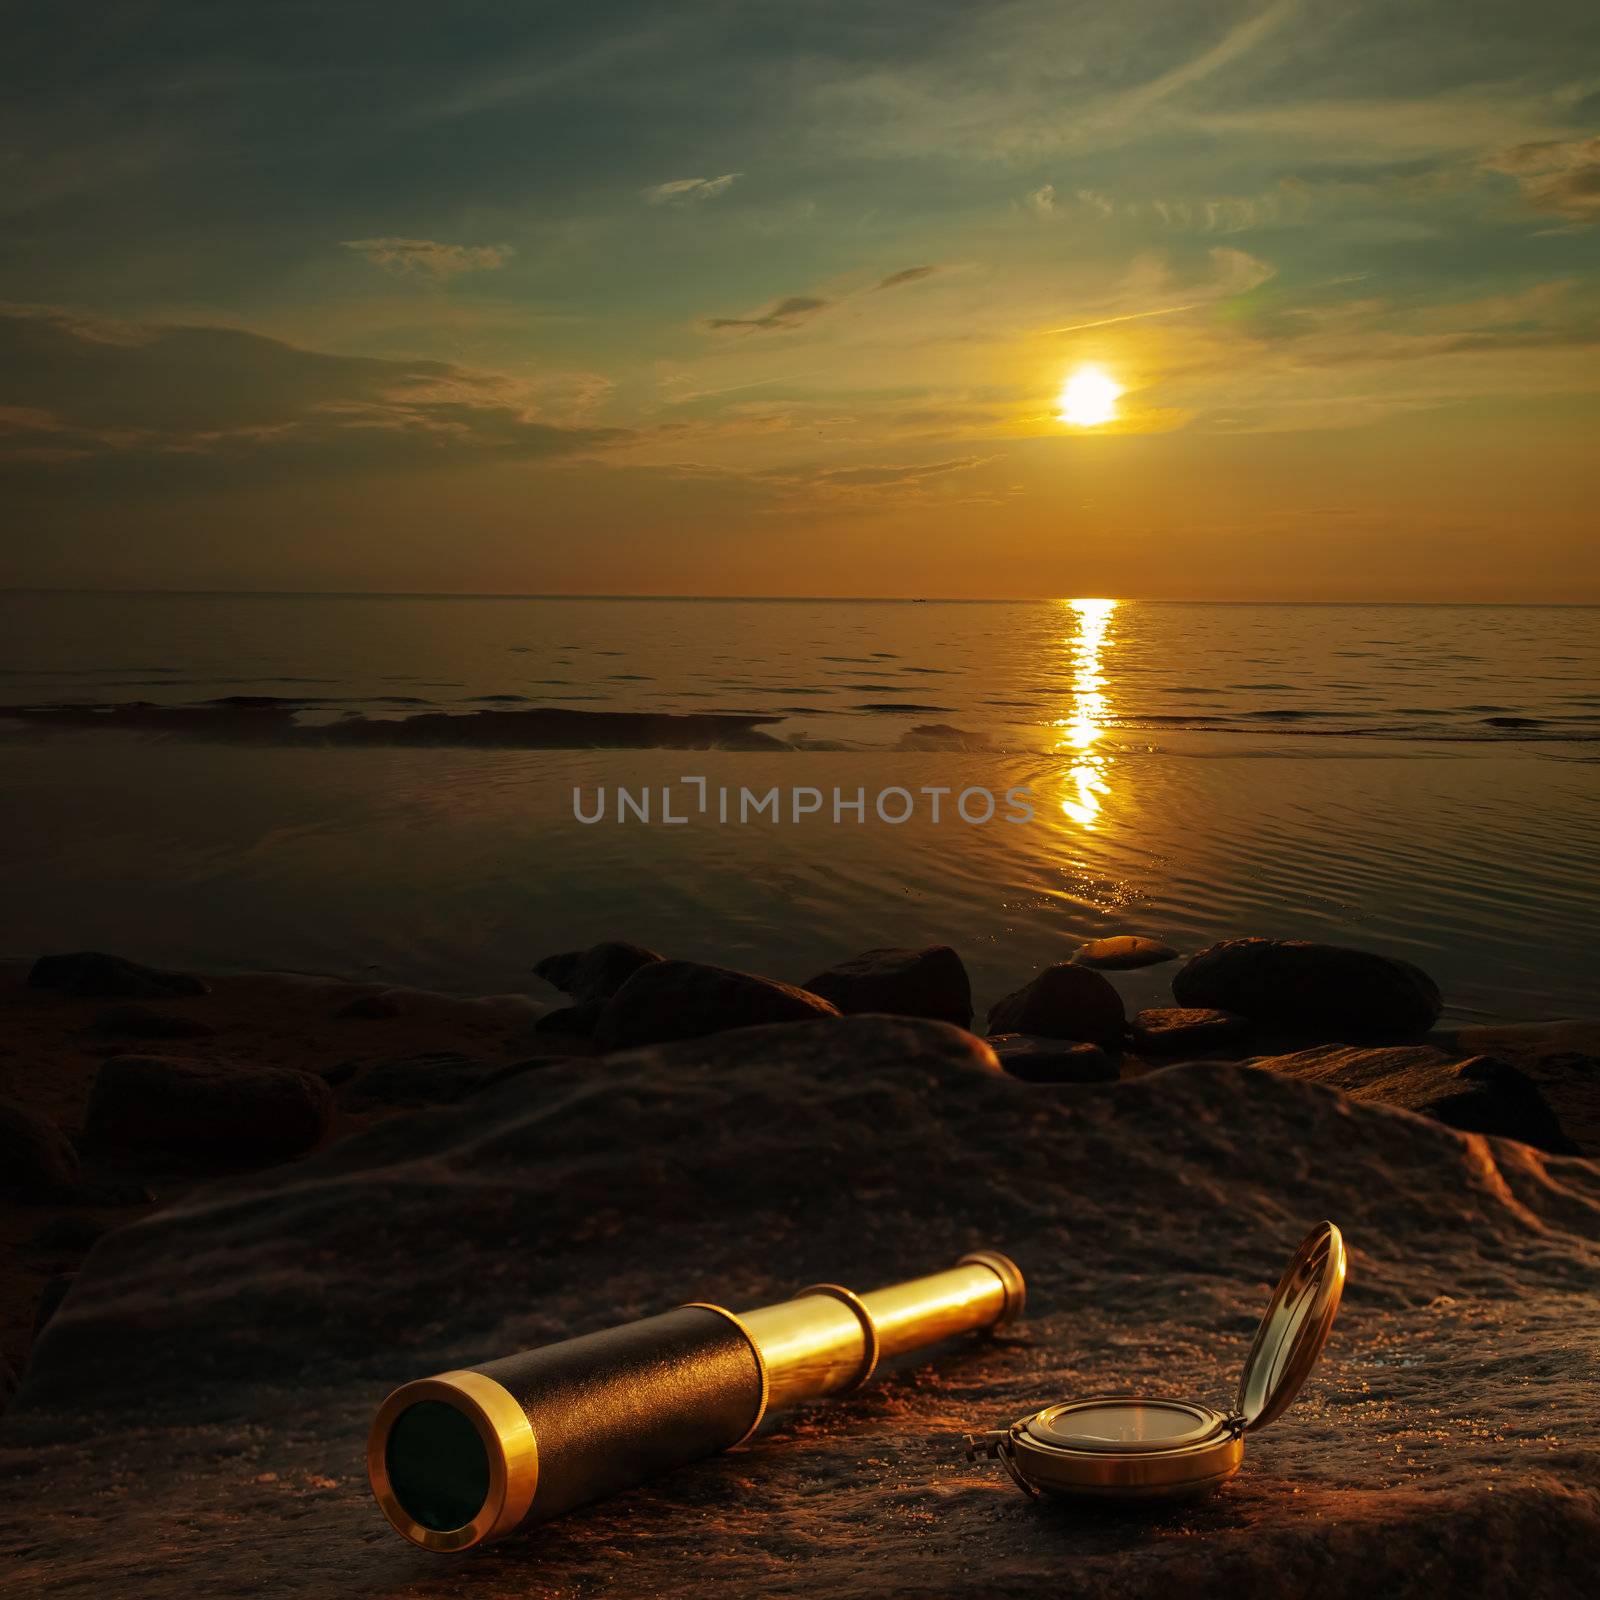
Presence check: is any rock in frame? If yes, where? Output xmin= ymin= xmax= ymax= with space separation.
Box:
xmin=90 ymin=1003 xmax=216 ymax=1040
xmin=986 ymin=962 xmax=1126 ymax=1045
xmin=31 ymin=1214 xmax=109 ymax=1253
xmin=1173 ymin=938 xmax=1442 ymax=1036
xmin=987 ymin=1034 xmax=1117 ymax=1084
xmin=533 ymin=1001 xmax=602 ymax=1037
xmin=31 ymin=1272 xmax=74 ymax=1341
xmin=1132 ymin=1007 xmax=1252 ymax=1055
xmin=1248 ymin=1045 xmax=1578 ymax=1154
xmin=334 ymin=991 xmax=404 ymax=1019
xmin=0 ymin=1353 xmax=16 ymax=1416
xmin=1443 ymin=1022 xmax=1600 ymax=1156
xmin=84 ymin=1055 xmax=333 ymax=1162
xmin=534 ymin=940 xmax=663 ymax=1002
xmin=1072 ymin=935 xmax=1179 ymax=970
xmin=595 ymin=959 xmax=840 ymax=1051
xmin=342 ymin=1052 xmax=491 ymax=1108
xmin=0 ymin=1098 xmax=80 ymax=1198
xmin=28 ymin=951 xmax=209 ymax=999
xmin=801 ymin=945 xmax=973 ymax=1028
xmin=5 ymin=1026 xmax=1600 ymax=1597
xmin=470 ymin=1055 xmax=573 ymax=1094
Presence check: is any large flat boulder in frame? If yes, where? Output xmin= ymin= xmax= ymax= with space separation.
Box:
xmin=6 ymin=1016 xmax=1597 ymax=1599
xmin=595 ymin=959 xmax=840 ymax=1050
xmin=802 ymin=945 xmax=973 ymax=1028
xmin=1246 ymin=1044 xmax=1578 ymax=1154
xmin=1173 ymin=939 xmax=1442 ymax=1036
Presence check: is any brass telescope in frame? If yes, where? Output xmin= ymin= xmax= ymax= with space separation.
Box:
xmin=368 ymin=1250 xmax=1024 ymax=1551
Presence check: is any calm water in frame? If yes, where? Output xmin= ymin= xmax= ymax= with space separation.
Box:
xmin=2 ymin=593 xmax=1596 ymax=1023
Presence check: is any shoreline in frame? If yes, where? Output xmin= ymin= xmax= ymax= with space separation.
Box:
xmin=4 ymin=945 xmax=1595 ymax=1382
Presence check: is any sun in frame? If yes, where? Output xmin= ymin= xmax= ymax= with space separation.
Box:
xmin=1056 ymin=365 xmax=1122 ymax=427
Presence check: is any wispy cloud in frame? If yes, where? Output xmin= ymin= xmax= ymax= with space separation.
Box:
xmin=873 ymin=265 xmax=939 ymax=291
xmin=340 ymin=238 xmax=514 ymax=280
xmin=641 ymin=173 xmax=740 ymax=205
xmin=0 ymin=306 xmax=627 ymax=485
xmin=1485 ymin=136 xmax=1600 ymax=225
xmin=703 ymin=295 xmax=830 ymax=333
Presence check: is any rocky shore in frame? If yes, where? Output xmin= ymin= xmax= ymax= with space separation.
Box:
xmin=2 ymin=938 xmax=1598 ymax=1598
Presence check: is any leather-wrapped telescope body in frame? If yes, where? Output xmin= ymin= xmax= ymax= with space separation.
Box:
xmin=368 ymin=1250 xmax=1025 ymax=1550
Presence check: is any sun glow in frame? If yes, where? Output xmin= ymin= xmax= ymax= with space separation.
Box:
xmin=1056 ymin=366 xmax=1122 ymax=427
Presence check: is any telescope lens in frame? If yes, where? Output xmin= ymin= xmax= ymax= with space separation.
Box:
xmin=384 ymin=1400 xmax=491 ymax=1532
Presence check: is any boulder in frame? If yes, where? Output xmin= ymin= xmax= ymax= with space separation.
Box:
xmin=6 ymin=1028 xmax=1600 ymax=1598
xmin=342 ymin=1052 xmax=491 ymax=1108
xmin=1248 ymin=1045 xmax=1578 ymax=1154
xmin=0 ymin=1098 xmax=80 ymax=1198
xmin=1072 ymin=935 xmax=1179 ymax=970
xmin=28 ymin=951 xmax=209 ymax=999
xmin=84 ymin=1055 xmax=332 ymax=1162
xmin=986 ymin=962 xmax=1126 ymax=1045
xmin=1173 ymin=938 xmax=1442 ymax=1036
xmin=534 ymin=940 xmax=663 ymax=1002
xmin=595 ymin=959 xmax=840 ymax=1051
xmin=90 ymin=1004 xmax=216 ymax=1040
xmin=1132 ymin=1007 xmax=1252 ymax=1055
xmin=1444 ymin=1022 xmax=1600 ymax=1156
xmin=533 ymin=1001 xmax=603 ymax=1037
xmin=802 ymin=945 xmax=973 ymax=1028
xmin=987 ymin=1034 xmax=1118 ymax=1084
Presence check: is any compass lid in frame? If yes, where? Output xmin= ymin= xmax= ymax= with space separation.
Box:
xmin=1236 ymin=1221 xmax=1347 ymax=1432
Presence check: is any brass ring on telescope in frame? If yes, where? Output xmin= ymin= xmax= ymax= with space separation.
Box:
xmin=795 ymin=1282 xmax=881 ymax=1390
xmin=367 ymin=1370 xmax=538 ymax=1552
xmin=681 ymin=1302 xmax=770 ymax=1446
xmin=956 ymin=1250 xmax=1027 ymax=1328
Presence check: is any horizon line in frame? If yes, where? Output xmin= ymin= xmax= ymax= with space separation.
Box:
xmin=2 ymin=587 xmax=1598 ymax=607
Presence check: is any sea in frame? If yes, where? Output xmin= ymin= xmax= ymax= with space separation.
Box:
xmin=2 ymin=592 xmax=1596 ymax=1023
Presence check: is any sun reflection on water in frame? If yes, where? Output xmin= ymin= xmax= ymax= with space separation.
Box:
xmin=1053 ymin=598 xmax=1118 ymax=828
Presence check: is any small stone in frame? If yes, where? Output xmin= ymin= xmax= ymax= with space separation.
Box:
xmin=343 ymin=1052 xmax=490 ymax=1108
xmin=0 ymin=1098 xmax=80 ymax=1198
xmin=334 ymin=991 xmax=404 ymax=1019
xmin=28 ymin=952 xmax=209 ymax=999
xmin=1173 ymin=938 xmax=1441 ymax=1036
xmin=595 ymin=960 xmax=840 ymax=1052
xmin=534 ymin=941 xmax=664 ymax=1003
xmin=1073 ymin=936 xmax=1180 ymax=970
xmin=986 ymin=963 xmax=1126 ymax=1045
xmin=988 ymin=1034 xmax=1118 ymax=1084
xmin=1132 ymin=1007 xmax=1252 ymax=1054
xmin=85 ymin=1055 xmax=332 ymax=1162
xmin=802 ymin=945 xmax=973 ymax=1028
xmin=91 ymin=1003 xmax=215 ymax=1040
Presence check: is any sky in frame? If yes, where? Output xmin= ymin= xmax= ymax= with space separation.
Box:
xmin=3 ymin=0 xmax=1598 ymax=599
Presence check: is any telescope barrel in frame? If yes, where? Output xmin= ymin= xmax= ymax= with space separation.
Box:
xmin=368 ymin=1250 xmax=1024 ymax=1551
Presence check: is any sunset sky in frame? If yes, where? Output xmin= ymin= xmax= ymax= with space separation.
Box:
xmin=3 ymin=1 xmax=1597 ymax=599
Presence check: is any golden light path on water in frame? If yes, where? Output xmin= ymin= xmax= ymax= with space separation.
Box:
xmin=1053 ymin=597 xmax=1118 ymax=828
